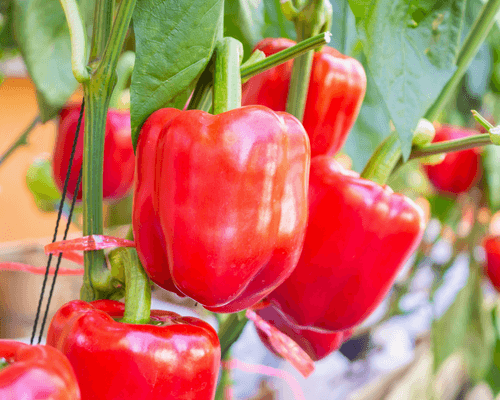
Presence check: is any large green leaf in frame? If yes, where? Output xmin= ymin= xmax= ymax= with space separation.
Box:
xmin=13 ymin=0 xmax=93 ymax=122
xmin=343 ymin=55 xmax=392 ymax=172
xmin=131 ymin=0 xmax=224 ymax=146
xmin=432 ymin=260 xmax=494 ymax=381
xmin=348 ymin=0 xmax=466 ymax=159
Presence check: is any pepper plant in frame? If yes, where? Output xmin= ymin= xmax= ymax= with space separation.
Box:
xmin=2 ymin=0 xmax=500 ymax=398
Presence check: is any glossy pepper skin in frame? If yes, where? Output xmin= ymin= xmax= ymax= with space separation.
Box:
xmin=267 ymin=156 xmax=425 ymax=331
xmin=484 ymin=236 xmax=500 ymax=291
xmin=424 ymin=125 xmax=481 ymax=195
xmin=133 ymin=108 xmax=184 ymax=295
xmin=0 ymin=340 xmax=81 ymax=400
xmin=52 ymin=104 xmax=135 ymax=201
xmin=255 ymin=306 xmax=353 ymax=361
xmin=241 ymin=38 xmax=366 ymax=157
xmin=47 ymin=300 xmax=220 ymax=400
xmin=152 ymin=106 xmax=310 ymax=312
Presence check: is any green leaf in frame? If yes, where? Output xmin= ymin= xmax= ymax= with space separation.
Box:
xmin=482 ymin=144 xmax=500 ymax=213
xmin=26 ymin=158 xmax=61 ymax=212
xmin=12 ymin=0 xmax=93 ymax=122
xmin=343 ymin=56 xmax=391 ymax=172
xmin=348 ymin=0 xmax=466 ymax=159
xmin=0 ymin=1 xmax=17 ymax=53
xmin=131 ymin=0 xmax=224 ymax=147
xmin=223 ymin=0 xmax=295 ymax=58
xmin=432 ymin=260 xmax=495 ymax=381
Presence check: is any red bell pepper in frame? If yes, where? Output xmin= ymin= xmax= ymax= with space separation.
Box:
xmin=423 ymin=125 xmax=481 ymax=195
xmin=151 ymin=106 xmax=310 ymax=312
xmin=0 ymin=340 xmax=81 ymax=399
xmin=484 ymin=236 xmax=500 ymax=291
xmin=267 ymin=156 xmax=425 ymax=331
xmin=52 ymin=104 xmax=135 ymax=201
xmin=47 ymin=300 xmax=220 ymax=400
xmin=255 ymin=306 xmax=353 ymax=361
xmin=133 ymin=108 xmax=184 ymax=295
xmin=241 ymin=38 xmax=366 ymax=157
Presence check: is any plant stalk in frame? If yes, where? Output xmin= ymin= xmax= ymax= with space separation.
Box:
xmin=0 ymin=116 xmax=40 ymax=167
xmin=81 ymin=0 xmax=137 ymax=300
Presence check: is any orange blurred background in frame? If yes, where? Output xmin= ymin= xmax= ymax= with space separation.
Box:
xmin=0 ymin=77 xmax=80 ymax=242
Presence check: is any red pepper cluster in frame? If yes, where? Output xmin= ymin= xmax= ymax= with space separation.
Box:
xmin=41 ymin=39 xmax=428 ymax=398
xmin=132 ymin=38 xmax=425 ymax=360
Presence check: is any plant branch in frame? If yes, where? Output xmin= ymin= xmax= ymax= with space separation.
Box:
xmin=59 ymin=0 xmax=90 ymax=82
xmin=0 ymin=116 xmax=41 ymax=167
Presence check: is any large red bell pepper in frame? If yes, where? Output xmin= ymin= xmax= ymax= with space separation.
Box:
xmin=52 ymin=104 xmax=135 ymax=201
xmin=423 ymin=125 xmax=481 ymax=195
xmin=47 ymin=300 xmax=220 ymax=400
xmin=151 ymin=106 xmax=310 ymax=312
xmin=133 ymin=108 xmax=184 ymax=295
xmin=255 ymin=306 xmax=353 ymax=361
xmin=0 ymin=340 xmax=81 ymax=399
xmin=241 ymin=38 xmax=366 ymax=157
xmin=267 ymin=156 xmax=425 ymax=331
xmin=484 ymin=236 xmax=500 ymax=291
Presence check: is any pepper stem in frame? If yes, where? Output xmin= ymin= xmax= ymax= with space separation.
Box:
xmin=361 ymin=132 xmax=402 ymax=185
xmin=284 ymin=0 xmax=333 ymax=121
xmin=217 ymin=312 xmax=248 ymax=359
xmin=110 ymin=248 xmax=151 ymax=324
xmin=213 ymin=37 xmax=243 ymax=115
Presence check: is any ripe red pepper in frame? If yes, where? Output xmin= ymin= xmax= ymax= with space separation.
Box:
xmin=0 ymin=340 xmax=81 ymax=399
xmin=47 ymin=300 xmax=220 ymax=400
xmin=241 ymin=38 xmax=366 ymax=157
xmin=423 ymin=125 xmax=481 ymax=195
xmin=255 ymin=306 xmax=353 ymax=361
xmin=133 ymin=108 xmax=184 ymax=295
xmin=149 ymin=106 xmax=310 ymax=312
xmin=484 ymin=236 xmax=500 ymax=291
xmin=52 ymin=104 xmax=135 ymax=201
xmin=267 ymin=156 xmax=425 ymax=331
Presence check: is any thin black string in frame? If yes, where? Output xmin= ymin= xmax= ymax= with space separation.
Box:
xmin=37 ymin=167 xmax=82 ymax=344
xmin=30 ymin=99 xmax=85 ymax=345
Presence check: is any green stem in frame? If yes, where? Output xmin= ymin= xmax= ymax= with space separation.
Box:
xmin=285 ymin=22 xmax=316 ymax=121
xmin=59 ymin=0 xmax=89 ymax=82
xmin=89 ymin=0 xmax=114 ymax=62
xmin=409 ymin=134 xmax=491 ymax=160
xmin=218 ymin=312 xmax=248 ymax=359
xmin=0 ymin=116 xmax=40 ymax=166
xmin=81 ymin=90 xmax=114 ymax=301
xmin=361 ymin=132 xmax=402 ymax=185
xmin=214 ymin=351 xmax=233 ymax=400
xmin=188 ymin=33 xmax=329 ymax=113
xmin=340 ymin=0 xmax=349 ymax=55
xmin=240 ymin=32 xmax=330 ymax=81
xmin=213 ymin=38 xmax=243 ymax=115
xmin=425 ymin=0 xmax=500 ymax=121
xmin=120 ymin=249 xmax=151 ymax=324
xmin=81 ymin=0 xmax=137 ymax=301
xmin=0 ymin=359 xmax=8 ymax=371
xmin=109 ymin=51 xmax=135 ymax=109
